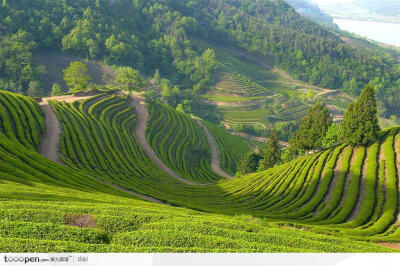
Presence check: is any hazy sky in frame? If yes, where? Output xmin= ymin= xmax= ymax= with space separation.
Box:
xmin=310 ymin=0 xmax=353 ymax=4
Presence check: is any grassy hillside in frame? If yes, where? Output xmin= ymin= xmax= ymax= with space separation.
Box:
xmin=1 ymin=91 xmax=400 ymax=252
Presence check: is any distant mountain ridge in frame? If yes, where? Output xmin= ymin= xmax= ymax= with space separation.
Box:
xmin=285 ymin=0 xmax=338 ymax=29
xmin=312 ymin=0 xmax=400 ymax=23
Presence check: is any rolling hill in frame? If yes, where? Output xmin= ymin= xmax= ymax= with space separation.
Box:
xmin=1 ymin=0 xmax=400 ymax=254
xmin=1 ymin=90 xmax=400 ymax=252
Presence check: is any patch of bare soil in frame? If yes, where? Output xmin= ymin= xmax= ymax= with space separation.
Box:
xmin=33 ymin=53 xmax=115 ymax=91
xmin=42 ymin=95 xmax=93 ymax=104
xmin=378 ymin=242 xmax=400 ymax=250
xmin=193 ymin=118 xmax=233 ymax=179
xmin=65 ymin=214 xmax=96 ymax=228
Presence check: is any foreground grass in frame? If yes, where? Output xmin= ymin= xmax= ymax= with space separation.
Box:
xmin=0 ymin=181 xmax=393 ymax=253
xmin=1 ymin=91 xmax=400 ymax=252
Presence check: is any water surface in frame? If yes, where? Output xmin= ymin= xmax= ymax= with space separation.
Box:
xmin=334 ymin=18 xmax=400 ymax=46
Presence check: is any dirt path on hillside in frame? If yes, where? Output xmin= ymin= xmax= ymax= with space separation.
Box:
xmin=129 ymin=93 xmax=206 ymax=186
xmin=193 ymin=118 xmax=234 ymax=179
xmin=39 ymin=95 xmax=93 ymax=164
xmin=40 ymin=95 xmax=172 ymax=205
xmin=232 ymin=132 xmax=290 ymax=147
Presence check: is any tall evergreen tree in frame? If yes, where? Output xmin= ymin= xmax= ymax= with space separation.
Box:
xmin=239 ymin=151 xmax=262 ymax=175
xmin=291 ymin=103 xmax=332 ymax=152
xmin=258 ymin=130 xmax=281 ymax=171
xmin=341 ymin=85 xmax=380 ymax=145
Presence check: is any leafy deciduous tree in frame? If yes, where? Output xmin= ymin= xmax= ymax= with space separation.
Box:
xmin=115 ymin=67 xmax=145 ymax=96
xmin=63 ymin=62 xmax=92 ymax=92
xmin=322 ymin=123 xmax=340 ymax=149
xmin=50 ymin=83 xmax=63 ymax=96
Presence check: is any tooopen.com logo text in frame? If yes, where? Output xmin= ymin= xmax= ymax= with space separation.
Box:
xmin=3 ymin=256 xmax=41 ymax=264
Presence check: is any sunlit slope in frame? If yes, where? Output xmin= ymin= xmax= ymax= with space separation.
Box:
xmin=1 ymin=91 xmax=400 ymax=251
xmin=0 ymin=91 xmax=393 ymax=252
xmin=48 ymin=93 xmax=400 ymax=241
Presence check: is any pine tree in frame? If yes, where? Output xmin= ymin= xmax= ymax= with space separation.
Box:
xmin=258 ymin=130 xmax=281 ymax=171
xmin=239 ymin=151 xmax=261 ymax=175
xmin=292 ymin=103 xmax=332 ymax=152
xmin=341 ymin=85 xmax=380 ymax=145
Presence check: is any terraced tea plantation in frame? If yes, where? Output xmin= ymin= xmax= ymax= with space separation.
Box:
xmin=1 ymin=90 xmax=400 ymax=252
xmin=146 ymin=102 xmax=221 ymax=183
xmin=199 ymin=44 xmax=320 ymax=130
xmin=199 ymin=44 xmax=360 ymax=132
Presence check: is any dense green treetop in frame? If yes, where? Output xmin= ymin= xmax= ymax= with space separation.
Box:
xmin=114 ymin=67 xmax=145 ymax=95
xmin=0 ymin=0 xmax=398 ymax=116
xmin=291 ymin=103 xmax=332 ymax=152
xmin=63 ymin=62 xmax=92 ymax=92
xmin=258 ymin=130 xmax=282 ymax=171
xmin=239 ymin=151 xmax=262 ymax=175
xmin=321 ymin=123 xmax=339 ymax=149
xmin=340 ymin=85 xmax=380 ymax=146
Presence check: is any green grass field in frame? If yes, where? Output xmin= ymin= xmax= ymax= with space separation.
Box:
xmin=1 ymin=91 xmax=400 ymax=252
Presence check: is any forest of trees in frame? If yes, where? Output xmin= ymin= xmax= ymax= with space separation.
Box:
xmin=240 ymin=85 xmax=380 ymax=174
xmin=0 ymin=0 xmax=399 ymax=116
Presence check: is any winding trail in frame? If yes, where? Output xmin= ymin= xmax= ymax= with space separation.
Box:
xmin=232 ymin=132 xmax=290 ymax=147
xmin=193 ymin=118 xmax=234 ymax=179
xmin=39 ymin=95 xmax=171 ymax=206
xmin=39 ymin=97 xmax=68 ymax=165
xmin=129 ymin=93 xmax=206 ymax=185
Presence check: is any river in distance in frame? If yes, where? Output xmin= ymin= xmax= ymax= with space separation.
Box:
xmin=334 ymin=18 xmax=400 ymax=47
